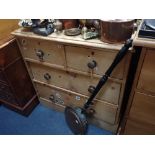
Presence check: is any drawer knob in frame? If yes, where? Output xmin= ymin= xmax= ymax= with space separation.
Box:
xmin=88 ymin=85 xmax=95 ymax=93
xmin=49 ymin=94 xmax=64 ymax=105
xmin=44 ymin=73 xmax=51 ymax=80
xmin=36 ymin=49 xmax=44 ymax=61
xmin=21 ymin=39 xmax=27 ymax=46
xmin=86 ymin=108 xmax=95 ymax=117
xmin=49 ymin=95 xmax=55 ymax=102
xmin=87 ymin=60 xmax=97 ymax=69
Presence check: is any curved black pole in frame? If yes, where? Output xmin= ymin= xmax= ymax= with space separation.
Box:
xmin=83 ymin=39 xmax=133 ymax=110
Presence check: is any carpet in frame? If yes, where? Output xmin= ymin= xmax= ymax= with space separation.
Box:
xmin=0 ymin=103 xmax=112 ymax=135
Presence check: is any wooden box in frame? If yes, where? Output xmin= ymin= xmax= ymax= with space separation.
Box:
xmin=0 ymin=38 xmax=39 ymax=115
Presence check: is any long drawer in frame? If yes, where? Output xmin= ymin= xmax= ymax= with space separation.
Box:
xmin=65 ymin=45 xmax=128 ymax=79
xmin=29 ymin=62 xmax=121 ymax=105
xmin=35 ymin=82 xmax=118 ymax=124
xmin=17 ymin=37 xmax=66 ymax=67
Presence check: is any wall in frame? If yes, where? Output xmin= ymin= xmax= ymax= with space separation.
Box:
xmin=0 ymin=19 xmax=19 ymax=40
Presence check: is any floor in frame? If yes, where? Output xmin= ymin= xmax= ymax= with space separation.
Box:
xmin=0 ymin=103 xmax=112 ymax=135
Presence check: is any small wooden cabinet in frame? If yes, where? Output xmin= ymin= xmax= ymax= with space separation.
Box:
xmin=0 ymin=38 xmax=39 ymax=115
xmin=13 ymin=28 xmax=133 ymax=133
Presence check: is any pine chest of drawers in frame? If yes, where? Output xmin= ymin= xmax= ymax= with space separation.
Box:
xmin=13 ymin=28 xmax=133 ymax=133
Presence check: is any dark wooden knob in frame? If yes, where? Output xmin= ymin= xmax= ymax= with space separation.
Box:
xmin=86 ymin=108 xmax=95 ymax=117
xmin=87 ymin=60 xmax=97 ymax=69
xmin=49 ymin=95 xmax=55 ymax=102
xmin=36 ymin=49 xmax=44 ymax=61
xmin=88 ymin=85 xmax=95 ymax=93
xmin=44 ymin=73 xmax=51 ymax=80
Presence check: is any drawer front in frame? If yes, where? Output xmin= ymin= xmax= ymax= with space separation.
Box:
xmin=65 ymin=46 xmax=127 ymax=79
xmin=137 ymin=50 xmax=155 ymax=94
xmin=129 ymin=92 xmax=155 ymax=125
xmin=35 ymin=83 xmax=118 ymax=124
xmin=17 ymin=37 xmax=66 ymax=67
xmin=30 ymin=63 xmax=121 ymax=104
xmin=124 ymin=119 xmax=155 ymax=135
xmin=0 ymin=83 xmax=12 ymax=94
xmin=0 ymin=90 xmax=18 ymax=105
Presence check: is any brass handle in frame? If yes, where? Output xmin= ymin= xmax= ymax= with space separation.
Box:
xmin=88 ymin=85 xmax=95 ymax=93
xmin=87 ymin=60 xmax=97 ymax=69
xmin=36 ymin=49 xmax=44 ymax=61
xmin=44 ymin=73 xmax=51 ymax=80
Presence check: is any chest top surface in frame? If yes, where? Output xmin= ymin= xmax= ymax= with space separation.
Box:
xmin=12 ymin=28 xmax=135 ymax=51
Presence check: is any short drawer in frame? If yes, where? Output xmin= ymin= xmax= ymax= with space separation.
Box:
xmin=129 ymin=92 xmax=155 ymax=125
xmin=35 ymin=82 xmax=118 ymax=124
xmin=0 ymin=90 xmax=18 ymax=105
xmin=65 ymin=45 xmax=128 ymax=79
xmin=30 ymin=63 xmax=121 ymax=104
xmin=137 ymin=49 xmax=155 ymax=94
xmin=17 ymin=37 xmax=66 ymax=67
